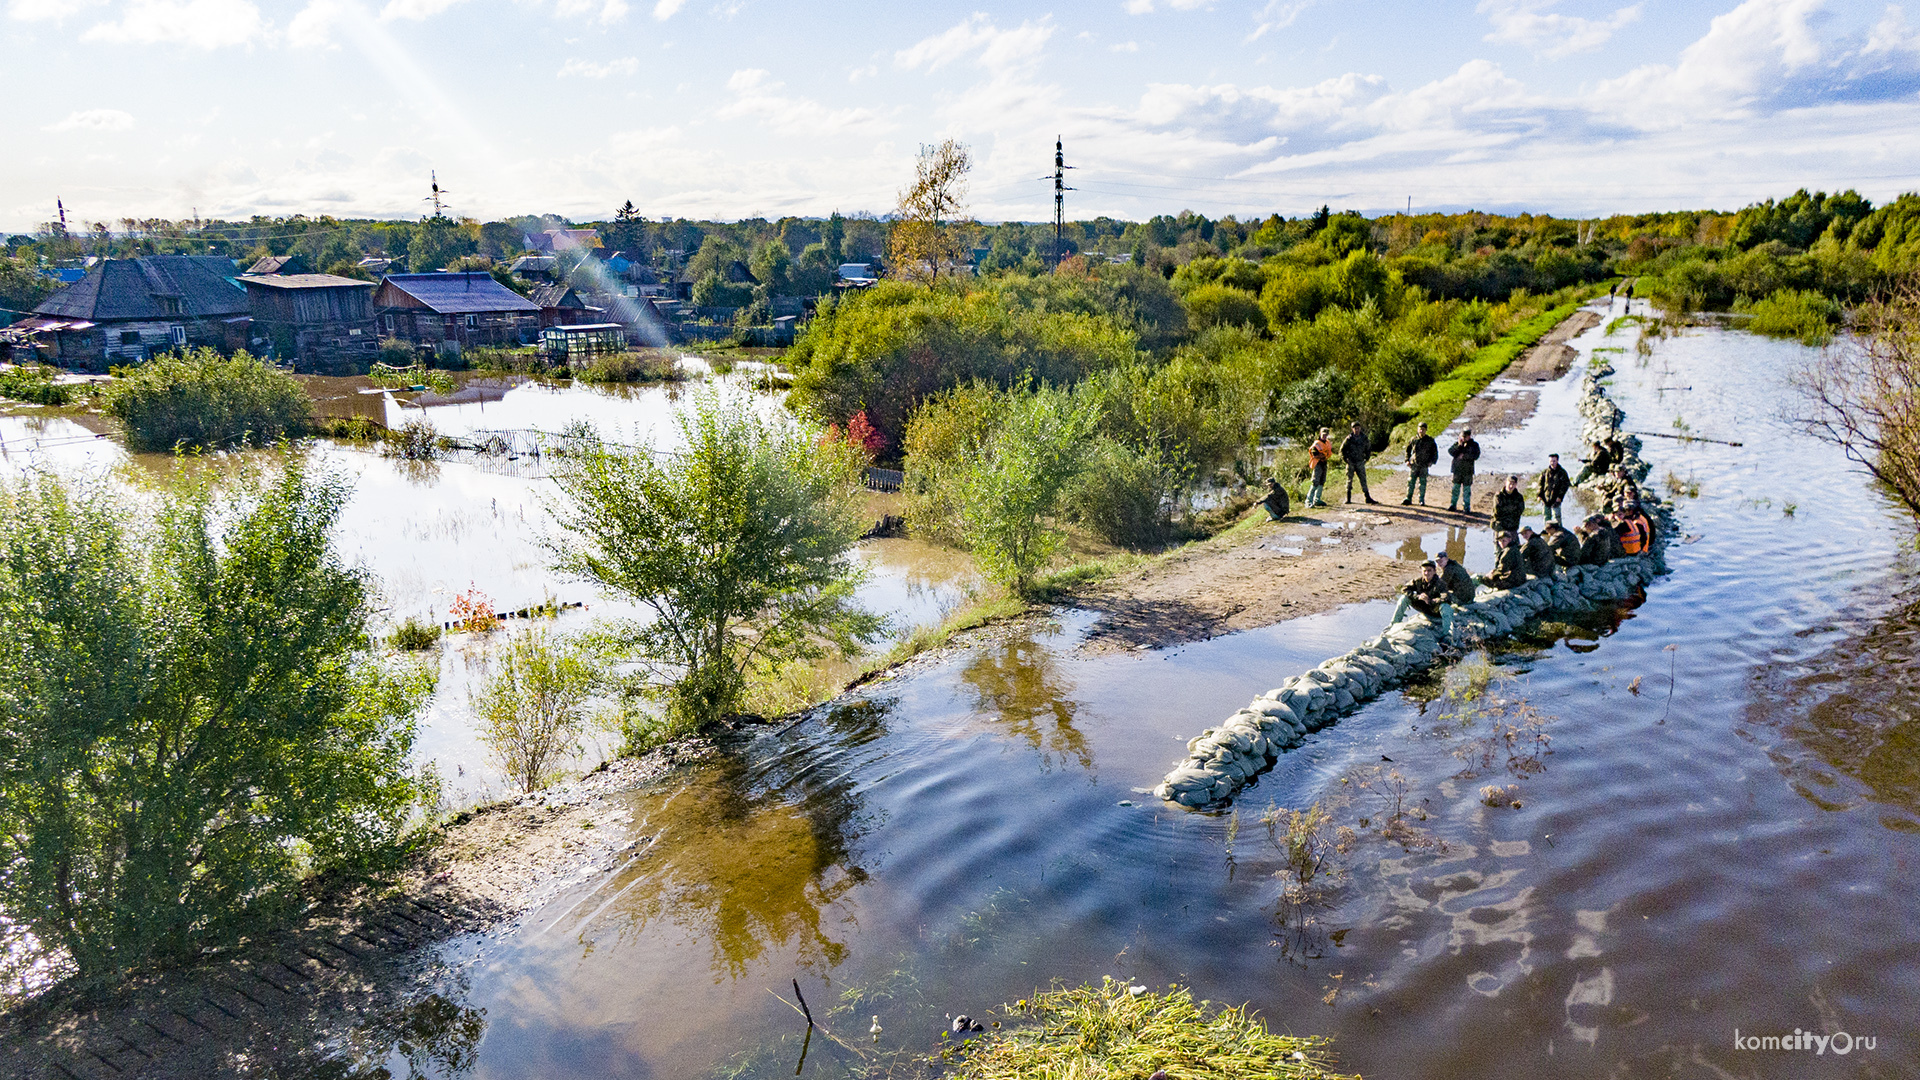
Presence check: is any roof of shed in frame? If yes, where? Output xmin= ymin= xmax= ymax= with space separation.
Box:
xmin=240 ymin=273 xmax=375 ymax=291
xmin=378 ymin=272 xmax=542 ymax=314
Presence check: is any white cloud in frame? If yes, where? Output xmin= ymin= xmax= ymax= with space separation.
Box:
xmin=82 ymin=0 xmax=265 ymax=47
xmin=1480 ymin=0 xmax=1643 ymax=58
xmin=1125 ymin=0 xmax=1210 ymax=13
xmin=848 ymin=63 xmax=878 ymax=82
xmin=1593 ymin=0 xmax=1828 ymax=122
xmin=379 ymin=0 xmax=463 ymax=19
xmin=1865 ymin=4 xmax=1920 ymax=55
xmin=44 ymin=108 xmax=135 ymax=132
xmin=651 ymin=0 xmax=683 ymax=18
xmin=554 ymin=0 xmax=627 ymax=22
xmin=559 ymin=56 xmax=639 ymax=78
xmin=9 ymin=0 xmax=106 ymax=21
xmin=1111 ymin=40 xmax=1139 ymax=52
xmin=1250 ymin=0 xmax=1315 ymax=40
xmin=717 ymin=68 xmax=893 ymax=134
xmin=895 ymin=13 xmax=1053 ymax=73
xmin=287 ymin=0 xmax=354 ymax=47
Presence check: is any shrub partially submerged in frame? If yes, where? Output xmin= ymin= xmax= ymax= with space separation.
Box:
xmin=948 ymin=978 xmax=1353 ymax=1080
xmin=101 ymin=347 xmax=312 ymax=451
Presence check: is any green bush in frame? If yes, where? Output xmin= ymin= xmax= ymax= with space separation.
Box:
xmin=101 ymin=347 xmax=313 ymax=452
xmin=1182 ymin=282 xmax=1265 ymax=331
xmin=0 ymin=364 xmax=77 ymax=406
xmin=1744 ymin=288 xmax=1843 ymax=345
xmin=387 ymin=615 xmax=442 ymax=651
xmin=472 ymin=630 xmax=596 ymax=793
xmin=1068 ymin=437 xmax=1175 ymax=548
xmin=0 ymin=458 xmax=436 ymax=978
xmin=575 ymin=350 xmax=679 ymax=384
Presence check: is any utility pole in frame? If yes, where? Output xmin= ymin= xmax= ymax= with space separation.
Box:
xmin=1052 ymin=136 xmax=1073 ymax=271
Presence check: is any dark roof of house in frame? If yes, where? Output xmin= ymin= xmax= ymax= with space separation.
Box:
xmin=528 ymin=284 xmax=585 ymax=309
xmin=240 ymin=273 xmax=375 ymax=292
xmin=377 ymin=273 xmax=541 ymax=315
xmin=34 ymin=256 xmax=249 ymax=322
xmin=246 ymin=254 xmax=307 ymax=275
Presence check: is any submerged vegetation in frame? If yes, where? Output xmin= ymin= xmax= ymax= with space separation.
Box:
xmin=947 ymin=978 xmax=1353 ymax=1080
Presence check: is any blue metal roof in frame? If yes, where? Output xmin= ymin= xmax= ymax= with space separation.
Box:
xmin=378 ymin=272 xmax=541 ymax=315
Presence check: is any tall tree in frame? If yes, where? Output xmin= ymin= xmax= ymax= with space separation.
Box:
xmin=889 ymin=140 xmax=975 ymax=284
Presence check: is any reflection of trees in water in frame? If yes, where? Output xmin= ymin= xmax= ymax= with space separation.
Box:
xmin=1756 ymin=587 xmax=1920 ymax=819
xmin=597 ymin=699 xmax=888 ymax=980
xmin=305 ymin=985 xmax=488 ymax=1079
xmin=960 ymin=637 xmax=1092 ymax=774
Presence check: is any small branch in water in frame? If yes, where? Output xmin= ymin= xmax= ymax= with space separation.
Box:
xmin=1626 ymin=429 xmax=1743 ymax=446
xmin=793 ymin=978 xmax=814 ymax=1027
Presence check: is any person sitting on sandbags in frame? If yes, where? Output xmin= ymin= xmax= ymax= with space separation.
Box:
xmin=1578 ymin=514 xmax=1621 ymax=565
xmin=1519 ymin=524 xmax=1557 ymax=579
xmin=1482 ymin=529 xmax=1529 ymax=590
xmin=1542 ymin=520 xmax=1582 ymax=568
xmin=1435 ymin=549 xmax=1476 ymax=609
xmin=1389 ymin=560 xmax=1454 ymax=639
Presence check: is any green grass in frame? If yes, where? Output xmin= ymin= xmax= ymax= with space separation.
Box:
xmin=1388 ymin=299 xmax=1585 ymax=449
xmin=944 ymin=978 xmax=1355 ymax=1080
xmin=860 ymin=592 xmax=1032 ymax=677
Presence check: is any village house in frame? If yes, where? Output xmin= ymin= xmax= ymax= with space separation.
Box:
xmin=524 ymin=228 xmax=601 ymax=254
xmin=11 ymin=255 xmax=249 ymax=370
xmin=240 ymin=273 xmax=378 ymax=373
xmin=528 ymin=283 xmax=600 ymax=328
xmin=373 ymin=272 xmax=540 ymax=354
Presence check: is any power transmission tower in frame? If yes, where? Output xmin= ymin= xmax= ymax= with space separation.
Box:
xmin=426 ymin=171 xmax=451 ymax=218
xmin=56 ymin=198 xmax=67 ymax=236
xmin=1052 ymin=137 xmax=1073 ymax=271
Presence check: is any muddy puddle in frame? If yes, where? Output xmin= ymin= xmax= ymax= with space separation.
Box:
xmin=339 ymin=299 xmax=1918 ymax=1079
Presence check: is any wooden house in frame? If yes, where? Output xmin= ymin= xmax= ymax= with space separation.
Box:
xmin=11 ymin=256 xmax=249 ymax=370
xmin=373 ymin=272 xmax=540 ymax=354
xmin=528 ymin=284 xmax=601 ymax=328
xmin=240 ymin=273 xmax=378 ymax=372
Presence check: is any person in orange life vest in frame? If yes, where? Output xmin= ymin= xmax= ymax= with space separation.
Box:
xmin=1305 ymin=428 xmax=1334 ymax=508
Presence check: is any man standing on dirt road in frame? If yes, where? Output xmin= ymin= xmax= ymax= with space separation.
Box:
xmin=1537 ymin=453 xmax=1570 ymax=524
xmin=1342 ymin=421 xmax=1379 ymax=504
xmin=1494 ymin=475 xmax=1525 ymax=533
xmin=1448 ymin=428 xmax=1481 ymax=515
xmin=1403 ymin=421 xmax=1438 ymax=506
xmin=1306 ymin=428 xmax=1334 ymax=509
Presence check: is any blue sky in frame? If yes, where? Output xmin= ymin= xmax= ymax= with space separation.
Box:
xmin=8 ymin=0 xmax=1920 ymax=231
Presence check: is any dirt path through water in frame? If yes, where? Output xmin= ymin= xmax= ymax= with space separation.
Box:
xmin=1077 ymin=305 xmax=1605 ymax=655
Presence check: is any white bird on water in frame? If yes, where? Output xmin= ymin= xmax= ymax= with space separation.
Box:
xmin=870 ymin=1015 xmax=882 ymax=1041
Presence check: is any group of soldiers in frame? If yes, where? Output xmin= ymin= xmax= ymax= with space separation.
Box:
xmin=1385 ymin=451 xmax=1659 ymax=640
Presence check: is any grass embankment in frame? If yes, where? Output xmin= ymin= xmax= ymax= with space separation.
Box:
xmin=1387 ymin=297 xmax=1588 ymax=448
xmin=947 ymin=978 xmax=1354 ymax=1080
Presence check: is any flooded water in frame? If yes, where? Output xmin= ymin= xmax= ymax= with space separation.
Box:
xmin=0 ymin=374 xmax=977 ymax=804
xmin=372 ymin=302 xmax=1919 ymax=1078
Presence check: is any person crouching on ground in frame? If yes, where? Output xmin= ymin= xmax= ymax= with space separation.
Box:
xmin=1342 ymin=421 xmax=1379 ymax=504
xmin=1448 ymin=427 xmax=1481 ymax=514
xmin=1261 ymin=477 xmax=1291 ymax=521
xmin=1483 ymin=529 xmax=1528 ymax=589
xmin=1403 ymin=420 xmax=1438 ymax=506
xmin=1519 ymin=524 xmax=1557 ymax=579
xmin=1543 ymin=520 xmax=1581 ymax=568
xmin=1537 ymin=453 xmax=1570 ymax=524
xmin=1306 ymin=428 xmax=1333 ymax=508
xmin=1389 ymin=559 xmax=1454 ymax=638
xmin=1493 ymin=475 xmax=1525 ymax=533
